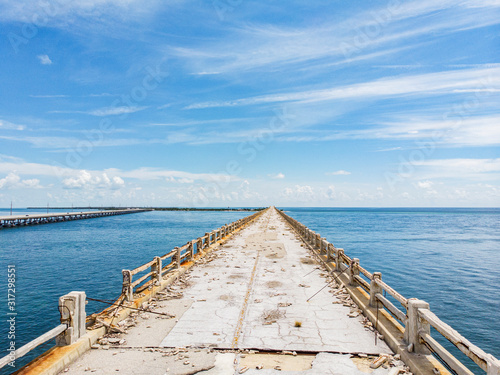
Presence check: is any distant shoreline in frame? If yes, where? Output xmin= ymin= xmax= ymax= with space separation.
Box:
xmin=26 ymin=207 xmax=265 ymax=212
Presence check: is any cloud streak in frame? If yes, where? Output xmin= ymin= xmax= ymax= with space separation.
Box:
xmin=50 ymin=106 xmax=148 ymax=116
xmin=0 ymin=119 xmax=26 ymax=131
xmin=173 ymin=0 xmax=500 ymax=77
xmin=185 ymin=66 xmax=500 ymax=109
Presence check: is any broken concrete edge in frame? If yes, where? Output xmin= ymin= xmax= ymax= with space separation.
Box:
xmin=13 ymin=209 xmax=268 ymax=375
xmin=282 ymin=216 xmax=452 ymax=375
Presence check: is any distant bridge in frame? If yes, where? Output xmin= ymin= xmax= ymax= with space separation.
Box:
xmin=0 ymin=209 xmax=151 ymax=229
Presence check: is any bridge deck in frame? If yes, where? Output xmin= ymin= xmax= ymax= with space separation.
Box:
xmin=62 ymin=208 xmax=400 ymax=374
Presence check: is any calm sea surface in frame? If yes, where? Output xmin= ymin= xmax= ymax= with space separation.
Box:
xmin=0 ymin=207 xmax=499 ymax=374
xmin=0 ymin=209 xmax=251 ymax=374
xmin=283 ymin=207 xmax=500 ymax=373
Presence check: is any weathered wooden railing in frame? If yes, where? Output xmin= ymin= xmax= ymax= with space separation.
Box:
xmin=0 ymin=292 xmax=86 ymax=370
xmin=121 ymin=209 xmax=264 ymax=301
xmin=277 ymin=209 xmax=500 ymax=375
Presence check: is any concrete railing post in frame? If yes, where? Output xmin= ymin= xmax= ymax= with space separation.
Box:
xmin=370 ymin=272 xmax=383 ymax=308
xmin=405 ymin=299 xmax=431 ymax=354
xmin=326 ymin=243 xmax=334 ymax=262
xmin=56 ymin=291 xmax=86 ymax=346
xmin=349 ymin=258 xmax=359 ymax=286
xmin=189 ymin=240 xmax=195 ymax=260
xmin=175 ymin=247 xmax=181 ymax=269
xmin=204 ymin=233 xmax=210 ymax=248
xmin=316 ymin=234 xmax=321 ymax=250
xmin=152 ymin=256 xmax=162 ymax=284
xmin=122 ymin=270 xmax=133 ymax=301
xmin=488 ymin=360 xmax=500 ymax=375
xmin=336 ymin=248 xmax=344 ymax=271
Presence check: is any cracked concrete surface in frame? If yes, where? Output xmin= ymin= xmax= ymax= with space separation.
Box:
xmin=160 ymin=209 xmax=390 ymax=355
xmin=61 ymin=208 xmax=397 ymax=374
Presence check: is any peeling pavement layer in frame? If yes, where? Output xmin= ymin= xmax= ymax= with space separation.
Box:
xmin=61 ymin=208 xmax=405 ymax=374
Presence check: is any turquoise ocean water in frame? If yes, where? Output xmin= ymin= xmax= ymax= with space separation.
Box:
xmin=0 ymin=207 xmax=499 ymax=374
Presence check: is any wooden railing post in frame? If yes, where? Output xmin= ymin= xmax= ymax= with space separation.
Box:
xmin=405 ymin=299 xmax=430 ymax=354
xmin=204 ymin=233 xmax=210 ymax=248
xmin=336 ymin=248 xmax=344 ymax=271
xmin=370 ymin=272 xmax=383 ymax=308
xmin=56 ymin=291 xmax=86 ymax=346
xmin=349 ymin=258 xmax=359 ymax=286
xmin=316 ymin=234 xmax=321 ymax=250
xmin=152 ymin=256 xmax=162 ymax=284
xmin=122 ymin=270 xmax=133 ymax=301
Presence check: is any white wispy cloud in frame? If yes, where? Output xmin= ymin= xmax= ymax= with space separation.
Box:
xmin=417 ymin=180 xmax=434 ymax=189
xmin=412 ymin=158 xmax=500 ymax=180
xmin=185 ymin=66 xmax=500 ymax=109
xmin=371 ymin=114 xmax=500 ymax=146
xmin=88 ymin=106 xmax=148 ymax=116
xmin=268 ymin=173 xmax=285 ymax=179
xmin=0 ymin=134 xmax=144 ymax=149
xmin=173 ymin=0 xmax=500 ymax=77
xmin=376 ymin=147 xmax=403 ymax=152
xmin=0 ymin=0 xmax=163 ymax=23
xmin=326 ymin=170 xmax=351 ymax=176
xmin=111 ymin=167 xmax=239 ymax=184
xmin=30 ymin=94 xmax=69 ymax=98
xmin=50 ymin=106 xmax=148 ymax=116
xmin=0 ymin=119 xmax=26 ymax=130
xmin=37 ymin=54 xmax=52 ymax=65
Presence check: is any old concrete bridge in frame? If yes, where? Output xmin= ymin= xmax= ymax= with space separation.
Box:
xmin=0 ymin=209 xmax=150 ymax=229
xmin=5 ymin=207 xmax=500 ymax=375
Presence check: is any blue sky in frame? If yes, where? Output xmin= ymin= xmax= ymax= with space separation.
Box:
xmin=0 ymin=0 xmax=499 ymax=207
